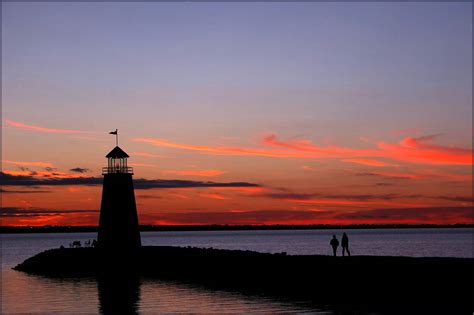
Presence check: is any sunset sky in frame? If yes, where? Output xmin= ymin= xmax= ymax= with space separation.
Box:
xmin=1 ymin=2 xmax=472 ymax=226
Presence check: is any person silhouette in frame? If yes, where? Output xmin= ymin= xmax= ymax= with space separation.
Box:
xmin=330 ymin=235 xmax=339 ymax=257
xmin=341 ymin=232 xmax=351 ymax=256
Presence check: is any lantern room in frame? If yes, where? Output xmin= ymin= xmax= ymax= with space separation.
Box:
xmin=103 ymin=146 xmax=133 ymax=175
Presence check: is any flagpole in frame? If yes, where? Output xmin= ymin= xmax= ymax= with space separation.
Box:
xmin=116 ymin=129 xmax=118 ymax=146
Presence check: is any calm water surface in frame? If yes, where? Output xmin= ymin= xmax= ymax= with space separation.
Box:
xmin=2 ymin=228 xmax=473 ymax=313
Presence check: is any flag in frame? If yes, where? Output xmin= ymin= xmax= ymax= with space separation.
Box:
xmin=109 ymin=129 xmax=117 ymax=135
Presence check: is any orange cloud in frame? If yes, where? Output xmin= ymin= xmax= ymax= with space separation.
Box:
xmin=355 ymin=170 xmax=420 ymax=180
xmin=2 ymin=213 xmax=98 ymax=226
xmin=348 ymin=168 xmax=471 ymax=182
xmin=211 ymin=186 xmax=265 ymax=193
xmin=343 ymin=159 xmax=398 ymax=167
xmin=2 ymin=160 xmax=54 ymax=168
xmin=265 ymin=134 xmax=472 ymax=165
xmin=1 ymin=207 xmax=99 ymax=226
xmin=5 ymin=205 xmax=471 ymax=226
xmin=135 ymin=134 xmax=472 ymax=165
xmin=286 ymin=198 xmax=423 ymax=208
xmin=377 ymin=135 xmax=472 ymax=165
xmin=162 ymin=169 xmax=225 ymax=177
xmin=261 ymin=134 xmax=374 ymax=157
xmin=133 ymin=137 xmax=305 ymax=158
xmin=199 ymin=193 xmax=228 ymax=200
xmin=414 ymin=169 xmax=472 ymax=182
xmin=140 ymin=206 xmax=473 ymax=225
xmin=5 ymin=119 xmax=85 ymax=134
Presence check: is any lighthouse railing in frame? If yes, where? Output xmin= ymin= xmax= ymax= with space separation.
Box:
xmin=102 ymin=166 xmax=134 ymax=175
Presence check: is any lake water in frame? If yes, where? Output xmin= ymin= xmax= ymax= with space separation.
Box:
xmin=1 ymin=228 xmax=473 ymax=313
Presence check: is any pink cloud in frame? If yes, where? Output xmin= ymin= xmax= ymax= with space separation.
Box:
xmin=5 ymin=119 xmax=85 ymax=134
xmin=162 ymin=169 xmax=225 ymax=177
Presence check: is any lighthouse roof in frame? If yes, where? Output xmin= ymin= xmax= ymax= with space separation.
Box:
xmin=106 ymin=146 xmax=130 ymax=158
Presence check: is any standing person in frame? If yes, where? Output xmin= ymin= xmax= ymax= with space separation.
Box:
xmin=341 ymin=232 xmax=351 ymax=256
xmin=330 ymin=235 xmax=339 ymax=257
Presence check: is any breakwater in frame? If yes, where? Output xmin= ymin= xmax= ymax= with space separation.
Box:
xmin=14 ymin=246 xmax=473 ymax=314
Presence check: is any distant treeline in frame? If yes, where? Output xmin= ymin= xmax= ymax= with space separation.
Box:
xmin=1 ymin=224 xmax=473 ymax=234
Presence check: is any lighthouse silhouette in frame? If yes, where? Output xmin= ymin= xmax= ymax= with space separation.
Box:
xmin=97 ymin=130 xmax=141 ymax=250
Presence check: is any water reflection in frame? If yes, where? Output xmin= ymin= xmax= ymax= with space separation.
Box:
xmin=97 ymin=273 xmax=141 ymax=314
xmin=1 ymin=270 xmax=99 ymax=313
xmin=3 ymin=269 xmax=329 ymax=314
xmin=138 ymin=278 xmax=327 ymax=313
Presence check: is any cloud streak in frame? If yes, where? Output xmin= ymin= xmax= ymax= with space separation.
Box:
xmin=2 ymin=170 xmax=86 ymax=179
xmin=0 ymin=188 xmax=51 ymax=194
xmin=434 ymin=196 xmax=474 ymax=203
xmin=132 ymin=152 xmax=167 ymax=158
xmin=69 ymin=167 xmax=90 ymax=173
xmin=199 ymin=193 xmax=229 ymax=200
xmin=262 ymin=192 xmax=416 ymax=201
xmin=260 ymin=191 xmax=427 ymax=208
xmin=1 ymin=207 xmax=98 ymax=217
xmin=146 ymin=210 xmax=329 ymax=225
xmin=4 ymin=119 xmax=86 ymax=134
xmin=378 ymin=135 xmax=472 ymax=165
xmin=143 ymin=206 xmax=473 ymax=225
xmin=343 ymin=159 xmax=398 ymax=167
xmin=2 ymin=160 xmax=55 ymax=168
xmin=162 ymin=169 xmax=225 ymax=177
xmin=0 ymin=171 xmax=260 ymax=190
xmin=0 ymin=171 xmax=102 ymax=185
xmin=354 ymin=171 xmax=419 ymax=180
xmin=134 ymin=134 xmax=472 ymax=166
xmin=133 ymin=137 xmax=299 ymax=158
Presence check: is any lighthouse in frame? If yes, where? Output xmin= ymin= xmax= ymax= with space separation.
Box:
xmin=97 ymin=132 xmax=141 ymax=250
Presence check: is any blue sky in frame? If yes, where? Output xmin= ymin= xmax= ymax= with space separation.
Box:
xmin=3 ymin=2 xmax=471 ymax=141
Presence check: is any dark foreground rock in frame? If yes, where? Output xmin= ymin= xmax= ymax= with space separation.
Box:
xmin=14 ymin=246 xmax=474 ymax=314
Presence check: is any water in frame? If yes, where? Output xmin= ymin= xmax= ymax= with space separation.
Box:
xmin=1 ymin=228 xmax=473 ymax=313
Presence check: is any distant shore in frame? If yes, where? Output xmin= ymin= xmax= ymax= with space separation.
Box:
xmin=1 ymin=223 xmax=472 ymax=234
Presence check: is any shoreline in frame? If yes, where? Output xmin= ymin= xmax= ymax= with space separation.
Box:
xmin=2 ymin=223 xmax=473 ymax=234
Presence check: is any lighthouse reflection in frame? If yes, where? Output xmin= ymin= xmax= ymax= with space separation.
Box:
xmin=96 ymin=276 xmax=326 ymax=313
xmin=97 ymin=273 xmax=141 ymax=315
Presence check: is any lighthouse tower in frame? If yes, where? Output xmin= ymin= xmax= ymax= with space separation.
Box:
xmin=97 ymin=144 xmax=141 ymax=250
